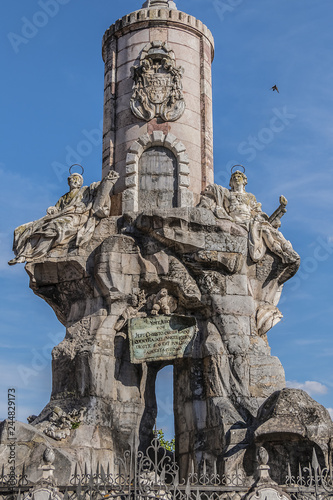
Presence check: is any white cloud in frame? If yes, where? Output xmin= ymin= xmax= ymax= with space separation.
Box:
xmin=286 ymin=380 xmax=328 ymax=396
xmin=293 ymin=338 xmax=323 ymax=346
xmin=327 ymin=408 xmax=333 ymax=420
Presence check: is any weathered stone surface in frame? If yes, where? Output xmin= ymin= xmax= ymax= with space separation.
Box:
xmin=5 ymin=161 xmax=304 ymax=484
xmin=0 ymin=420 xmax=74 ymax=484
xmin=212 ymin=295 xmax=255 ymax=316
xmin=253 ymin=389 xmax=333 ymax=484
xmin=255 ymin=389 xmax=333 ymax=446
xmin=226 ymin=274 xmax=248 ymax=295
xmin=248 ymin=355 xmax=285 ymax=398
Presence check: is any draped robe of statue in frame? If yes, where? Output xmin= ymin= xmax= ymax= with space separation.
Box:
xmin=10 ymin=172 xmax=119 ymax=264
xmin=199 ymin=178 xmax=299 ymax=265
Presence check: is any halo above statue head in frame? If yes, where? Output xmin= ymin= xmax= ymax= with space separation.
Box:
xmin=69 ymin=164 xmax=85 ymax=176
xmin=231 ymin=164 xmax=246 ymax=175
xmin=230 ymin=164 xmax=247 ymax=188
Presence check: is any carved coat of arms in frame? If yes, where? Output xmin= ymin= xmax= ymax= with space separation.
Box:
xmin=130 ymin=41 xmax=186 ymax=122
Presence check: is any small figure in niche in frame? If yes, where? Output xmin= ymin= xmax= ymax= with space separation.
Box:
xmin=150 ymin=288 xmax=177 ymax=315
xmin=115 ymin=291 xmax=147 ymax=338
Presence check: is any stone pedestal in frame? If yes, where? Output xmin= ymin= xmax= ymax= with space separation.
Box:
xmin=2 ymin=205 xmax=304 ymax=481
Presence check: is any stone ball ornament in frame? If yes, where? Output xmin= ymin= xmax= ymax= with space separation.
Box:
xmin=257 ymin=447 xmax=270 ymax=466
xmin=43 ymin=448 xmax=55 ymax=466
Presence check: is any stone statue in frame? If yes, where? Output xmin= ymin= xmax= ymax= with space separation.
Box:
xmin=8 ymin=170 xmax=119 ymax=265
xmin=115 ymin=291 xmax=147 ymax=337
xmin=199 ymin=170 xmax=299 ymax=264
xmin=150 ymin=288 xmax=177 ymax=315
xmin=41 ymin=407 xmax=85 ymax=441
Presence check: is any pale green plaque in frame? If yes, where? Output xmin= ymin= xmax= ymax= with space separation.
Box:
xmin=128 ymin=315 xmax=197 ymax=364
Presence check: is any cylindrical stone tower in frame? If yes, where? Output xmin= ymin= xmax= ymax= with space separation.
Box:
xmin=102 ymin=0 xmax=214 ymax=214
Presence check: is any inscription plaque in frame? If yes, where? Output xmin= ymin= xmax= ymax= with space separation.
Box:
xmin=128 ymin=315 xmax=197 ymax=364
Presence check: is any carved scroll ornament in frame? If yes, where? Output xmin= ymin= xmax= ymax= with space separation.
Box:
xmin=130 ymin=41 xmax=186 ymax=122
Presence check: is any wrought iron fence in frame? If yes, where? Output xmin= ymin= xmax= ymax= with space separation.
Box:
xmin=1 ymin=438 xmax=333 ymax=500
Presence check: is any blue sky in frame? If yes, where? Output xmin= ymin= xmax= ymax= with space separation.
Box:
xmin=0 ymin=0 xmax=333 ymax=442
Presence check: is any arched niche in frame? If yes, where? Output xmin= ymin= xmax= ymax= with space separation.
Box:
xmin=139 ymin=146 xmax=177 ymax=210
xmin=123 ymin=131 xmax=192 ymax=213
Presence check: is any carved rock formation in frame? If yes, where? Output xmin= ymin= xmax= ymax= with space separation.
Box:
xmin=1 ymin=177 xmax=314 ymax=482
xmin=2 ymin=0 xmax=331 ymax=486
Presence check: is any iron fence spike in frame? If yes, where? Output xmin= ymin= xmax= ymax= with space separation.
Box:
xmin=4 ymin=446 xmax=333 ymax=500
xmin=101 ymin=464 xmax=106 ymax=483
xmin=185 ymin=476 xmax=191 ymax=496
xmin=308 ymin=461 xmax=313 ymax=485
xmin=160 ymin=466 xmax=166 ymax=483
xmin=89 ymin=475 xmax=94 ymax=487
xmin=312 ymin=448 xmax=319 ymax=472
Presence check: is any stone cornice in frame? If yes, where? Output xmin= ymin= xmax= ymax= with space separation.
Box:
xmin=102 ymin=8 xmax=214 ymax=62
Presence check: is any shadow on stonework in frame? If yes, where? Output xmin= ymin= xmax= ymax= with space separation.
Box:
xmin=250 ymin=388 xmax=333 ymax=484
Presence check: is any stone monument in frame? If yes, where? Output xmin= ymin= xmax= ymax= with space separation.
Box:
xmin=1 ymin=0 xmax=332 ymax=487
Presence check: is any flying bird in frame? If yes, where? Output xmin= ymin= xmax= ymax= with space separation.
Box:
xmin=271 ymin=85 xmax=279 ymax=93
